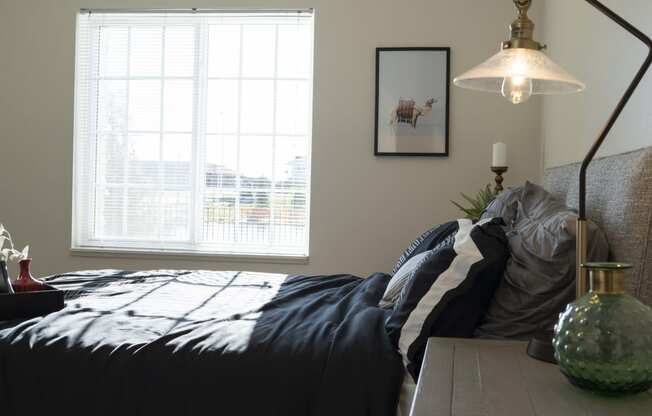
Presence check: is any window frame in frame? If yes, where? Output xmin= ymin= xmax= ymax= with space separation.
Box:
xmin=71 ymin=10 xmax=314 ymax=261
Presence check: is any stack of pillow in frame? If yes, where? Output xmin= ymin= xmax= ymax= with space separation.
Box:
xmin=381 ymin=218 xmax=509 ymax=380
xmin=474 ymin=181 xmax=609 ymax=339
xmin=380 ymin=181 xmax=609 ymax=380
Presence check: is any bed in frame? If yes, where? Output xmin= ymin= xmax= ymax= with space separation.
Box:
xmin=1 ymin=147 xmax=651 ymax=416
xmin=0 ymin=270 xmax=403 ymax=415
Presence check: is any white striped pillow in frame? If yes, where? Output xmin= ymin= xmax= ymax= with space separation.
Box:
xmin=385 ymin=218 xmax=509 ymax=381
xmin=380 ymin=232 xmax=456 ymax=309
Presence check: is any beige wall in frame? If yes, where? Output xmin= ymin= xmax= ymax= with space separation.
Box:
xmin=541 ymin=0 xmax=652 ymax=168
xmin=0 ymin=0 xmax=543 ymax=278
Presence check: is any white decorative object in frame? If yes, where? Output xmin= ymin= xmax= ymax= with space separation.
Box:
xmin=492 ymin=142 xmax=508 ymax=167
xmin=0 ymin=224 xmax=29 ymax=263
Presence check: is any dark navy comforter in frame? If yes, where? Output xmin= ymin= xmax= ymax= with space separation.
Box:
xmin=0 ymin=270 xmax=403 ymax=416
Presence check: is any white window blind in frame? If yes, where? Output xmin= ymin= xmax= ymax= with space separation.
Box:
xmin=73 ymin=10 xmax=313 ymax=258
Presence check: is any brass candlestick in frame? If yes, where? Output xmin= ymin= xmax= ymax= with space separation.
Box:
xmin=491 ymin=166 xmax=508 ymax=194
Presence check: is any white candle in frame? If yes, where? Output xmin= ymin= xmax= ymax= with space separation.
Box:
xmin=492 ymin=142 xmax=507 ymax=167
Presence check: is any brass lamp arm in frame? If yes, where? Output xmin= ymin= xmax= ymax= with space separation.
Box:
xmin=578 ymin=0 xmax=652 ymax=221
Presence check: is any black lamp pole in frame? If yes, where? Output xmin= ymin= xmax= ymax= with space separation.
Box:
xmin=575 ymin=0 xmax=652 ymax=297
xmin=579 ymin=0 xmax=652 ymax=219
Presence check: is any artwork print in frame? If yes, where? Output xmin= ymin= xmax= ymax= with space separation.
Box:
xmin=374 ymin=48 xmax=450 ymax=156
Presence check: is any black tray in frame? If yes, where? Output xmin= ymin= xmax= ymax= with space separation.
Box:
xmin=0 ymin=284 xmax=64 ymax=321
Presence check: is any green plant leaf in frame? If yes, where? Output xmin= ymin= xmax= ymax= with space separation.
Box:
xmin=451 ymin=185 xmax=497 ymax=221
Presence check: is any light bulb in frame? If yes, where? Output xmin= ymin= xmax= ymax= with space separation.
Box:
xmin=501 ymin=76 xmax=533 ymax=104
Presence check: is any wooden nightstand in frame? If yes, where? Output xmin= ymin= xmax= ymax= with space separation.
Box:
xmin=410 ymin=338 xmax=652 ymax=416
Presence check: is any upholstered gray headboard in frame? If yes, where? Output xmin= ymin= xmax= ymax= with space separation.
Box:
xmin=543 ymin=146 xmax=652 ymax=305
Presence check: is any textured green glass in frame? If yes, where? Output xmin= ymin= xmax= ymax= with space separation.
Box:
xmin=553 ymin=292 xmax=652 ymax=395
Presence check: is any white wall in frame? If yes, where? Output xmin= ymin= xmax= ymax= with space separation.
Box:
xmin=541 ymin=0 xmax=652 ymax=168
xmin=0 ymin=0 xmax=543 ymax=278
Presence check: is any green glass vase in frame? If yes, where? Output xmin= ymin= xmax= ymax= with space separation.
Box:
xmin=553 ymin=263 xmax=652 ymax=395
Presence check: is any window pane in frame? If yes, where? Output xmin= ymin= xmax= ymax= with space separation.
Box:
xmin=163 ymin=80 xmax=193 ymax=132
xmin=163 ymin=163 xmax=191 ymax=188
xmin=162 ymin=134 xmax=192 ymax=189
xmin=96 ymin=187 xmax=125 ymax=238
xmin=130 ymin=26 xmax=162 ymax=77
xmin=163 ymin=133 xmax=191 ymax=161
xmin=165 ymin=26 xmax=195 ymax=77
xmin=239 ymin=189 xmax=271 ymax=246
xmin=241 ymin=25 xmax=275 ymax=77
xmin=240 ymin=80 xmax=274 ymax=134
xmin=207 ymin=80 xmax=238 ymax=133
xmin=98 ymin=133 xmax=127 ymax=184
xmin=206 ymin=134 xmax=237 ymax=188
xmin=239 ymin=136 xmax=273 ymax=189
xmin=274 ymin=137 xmax=308 ymax=189
xmin=99 ymin=27 xmax=128 ymax=77
xmin=126 ymin=189 xmax=160 ymax=238
xmin=271 ymin=191 xmax=307 ymax=246
xmin=128 ymin=80 xmax=161 ymax=131
xmin=128 ymin=133 xmax=160 ymax=161
xmin=203 ymin=190 xmax=237 ymax=242
xmin=240 ymin=191 xmax=271 ymax=225
xmin=275 ymin=80 xmax=310 ymax=135
xmin=161 ymin=191 xmax=190 ymax=240
xmin=277 ymin=24 xmax=311 ymax=78
xmin=98 ymin=80 xmax=127 ymax=132
xmin=128 ymin=133 xmax=160 ymax=185
xmin=208 ymin=25 xmax=241 ymax=77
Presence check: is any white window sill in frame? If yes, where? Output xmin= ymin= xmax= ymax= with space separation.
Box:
xmin=70 ymin=247 xmax=310 ymax=265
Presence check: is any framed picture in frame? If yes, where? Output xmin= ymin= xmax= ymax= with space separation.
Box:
xmin=374 ymin=47 xmax=450 ymax=156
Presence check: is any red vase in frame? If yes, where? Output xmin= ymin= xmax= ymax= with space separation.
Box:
xmin=12 ymin=259 xmax=45 ymax=293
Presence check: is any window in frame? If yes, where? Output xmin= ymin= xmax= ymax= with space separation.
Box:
xmin=73 ymin=10 xmax=313 ymax=258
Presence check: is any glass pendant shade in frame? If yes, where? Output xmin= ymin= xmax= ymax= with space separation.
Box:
xmin=454 ymin=48 xmax=586 ymax=103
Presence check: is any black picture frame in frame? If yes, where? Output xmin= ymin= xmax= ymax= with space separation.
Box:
xmin=374 ymin=47 xmax=450 ymax=157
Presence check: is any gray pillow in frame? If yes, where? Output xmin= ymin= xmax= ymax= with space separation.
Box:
xmin=475 ymin=182 xmax=609 ymax=340
xmin=519 ymin=180 xmax=567 ymax=219
xmin=481 ymin=185 xmax=523 ymax=227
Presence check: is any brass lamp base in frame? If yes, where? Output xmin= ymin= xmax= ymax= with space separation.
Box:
xmin=527 ymin=329 xmax=556 ymax=364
